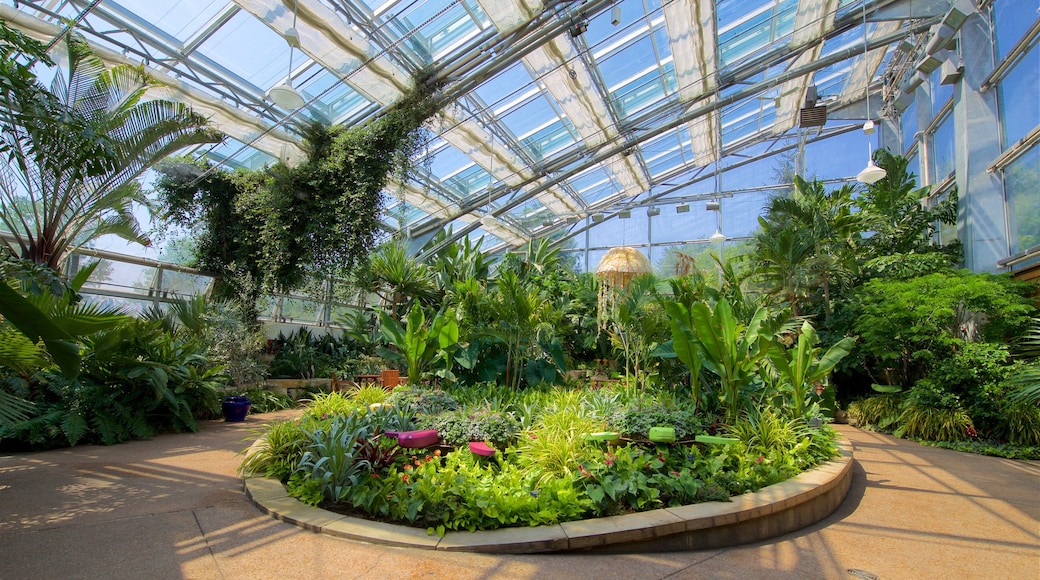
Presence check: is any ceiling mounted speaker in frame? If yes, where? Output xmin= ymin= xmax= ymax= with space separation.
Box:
xmin=705 ymin=201 xmax=721 ymax=211
xmin=676 ymin=204 xmax=690 ymax=214
xmin=618 ymin=210 xmax=631 ymax=219
xmin=566 ymin=216 xmax=579 ymax=224
xmin=591 ymin=213 xmax=605 ymax=223
xmin=798 ymin=105 xmax=827 ymax=127
xmin=542 ymin=219 xmax=554 ymax=227
xmin=646 ymin=206 xmax=660 ymax=217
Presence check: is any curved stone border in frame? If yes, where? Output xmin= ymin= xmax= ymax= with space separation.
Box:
xmin=243 ymin=438 xmax=852 ymax=554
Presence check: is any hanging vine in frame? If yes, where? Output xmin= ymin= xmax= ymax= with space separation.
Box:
xmin=153 ymin=70 xmax=442 ymax=307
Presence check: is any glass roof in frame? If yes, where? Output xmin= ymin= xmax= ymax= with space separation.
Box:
xmin=3 ymin=0 xmax=925 ymax=256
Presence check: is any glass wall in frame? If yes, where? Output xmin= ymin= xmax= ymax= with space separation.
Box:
xmin=1004 ymin=146 xmax=1040 ymax=254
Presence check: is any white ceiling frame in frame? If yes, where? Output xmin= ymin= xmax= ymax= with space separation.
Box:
xmin=664 ymin=0 xmax=719 ymax=167
xmin=0 ymin=4 xmax=305 ymax=164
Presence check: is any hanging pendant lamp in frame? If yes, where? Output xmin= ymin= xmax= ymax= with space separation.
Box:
xmin=269 ymin=3 xmax=305 ymax=109
xmin=855 ymin=7 xmax=886 ymax=185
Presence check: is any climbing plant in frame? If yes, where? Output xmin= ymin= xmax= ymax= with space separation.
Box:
xmin=153 ymin=70 xmax=442 ymax=305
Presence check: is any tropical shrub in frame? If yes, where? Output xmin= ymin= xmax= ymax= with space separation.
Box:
xmin=606 ymin=404 xmax=705 ymax=440
xmin=894 ymin=384 xmax=974 ymax=441
xmin=417 ymin=409 xmax=520 ymax=448
xmin=385 ymin=386 xmax=459 ymax=416
xmin=240 ymin=417 xmax=314 ymax=480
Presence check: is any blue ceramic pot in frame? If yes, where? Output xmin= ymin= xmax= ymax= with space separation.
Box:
xmin=222 ymin=395 xmax=251 ymax=422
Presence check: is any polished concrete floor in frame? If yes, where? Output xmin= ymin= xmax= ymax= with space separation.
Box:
xmin=1 ymin=411 xmax=1037 ymax=579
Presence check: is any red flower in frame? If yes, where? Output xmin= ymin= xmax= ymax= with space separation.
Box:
xmin=401 ymin=474 xmax=410 ymax=483
xmin=371 ymin=473 xmax=380 ymax=478
xmin=756 ymin=454 xmax=764 ymax=464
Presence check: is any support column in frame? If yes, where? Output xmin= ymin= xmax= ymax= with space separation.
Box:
xmin=954 ymin=9 xmax=1009 ymax=273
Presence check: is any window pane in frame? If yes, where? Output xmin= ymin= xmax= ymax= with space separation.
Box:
xmin=929 ymin=113 xmax=955 ymax=182
xmin=993 ymin=0 xmax=1039 ymax=62
xmin=901 ymin=99 xmax=918 ymax=154
xmin=998 ymin=43 xmax=1040 ymax=148
xmin=1005 ymin=144 xmax=1040 ymax=253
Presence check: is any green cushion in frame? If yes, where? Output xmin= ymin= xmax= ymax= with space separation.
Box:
xmin=648 ymin=427 xmax=676 ymax=443
xmin=694 ymin=434 xmax=740 ymax=445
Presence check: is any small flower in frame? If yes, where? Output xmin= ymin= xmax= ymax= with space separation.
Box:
xmin=401 ymin=474 xmax=410 ymax=483
xmin=658 ymin=453 xmax=666 ymax=462
xmin=433 ymin=449 xmax=441 ymax=457
xmin=404 ymin=464 xmax=412 ymax=471
xmin=671 ymin=470 xmax=680 ymax=477
xmin=371 ymin=473 xmax=380 ymax=478
xmin=756 ymin=454 xmax=764 ymax=464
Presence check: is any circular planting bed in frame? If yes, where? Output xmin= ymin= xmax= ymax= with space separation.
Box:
xmin=243 ymin=437 xmax=853 ymax=554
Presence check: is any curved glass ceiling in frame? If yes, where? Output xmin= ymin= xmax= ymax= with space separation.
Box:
xmin=2 ymin=0 xmax=931 ymax=257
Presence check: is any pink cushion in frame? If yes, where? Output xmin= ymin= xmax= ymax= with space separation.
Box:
xmin=469 ymin=441 xmax=495 ymax=457
xmin=397 ymin=429 xmax=439 ymax=448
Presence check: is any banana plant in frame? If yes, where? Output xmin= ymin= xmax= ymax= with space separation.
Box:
xmin=378 ymin=303 xmax=459 ymax=384
xmin=767 ymin=321 xmax=855 ymax=417
xmin=665 ymin=298 xmax=771 ymax=419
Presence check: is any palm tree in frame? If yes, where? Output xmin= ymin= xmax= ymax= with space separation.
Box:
xmin=360 ymin=241 xmax=437 ymax=319
xmin=0 ymin=30 xmax=220 ymax=269
xmin=753 ymin=177 xmax=861 ymax=318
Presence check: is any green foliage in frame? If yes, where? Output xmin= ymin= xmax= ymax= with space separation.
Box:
xmin=240 ymin=417 xmax=314 ymax=481
xmin=516 ymin=401 xmax=605 ymax=485
xmin=267 ymin=328 xmax=355 ymax=379
xmin=0 ymin=29 xmax=219 ymax=269
xmin=153 ymin=74 xmax=441 ymax=301
xmin=244 ymin=383 xmax=848 ymax=530
xmin=846 ymin=270 xmax=1035 ymax=387
xmin=847 ymin=393 xmax=903 ymax=429
xmin=304 ymin=392 xmax=361 ymax=419
xmin=378 ymin=303 xmax=458 ymax=384
xmin=296 ymin=412 xmax=374 ymax=502
xmin=233 ymin=388 xmax=294 ymax=414
xmin=921 ymin=439 xmax=1040 ymax=460
xmin=606 ymin=404 xmax=705 ymax=440
xmin=385 ymin=386 xmax=459 ymax=416
xmin=664 ymin=298 xmax=771 ymax=418
xmin=767 ymin=321 xmax=854 ymax=417
xmin=857 ymin=150 xmax=959 ymax=260
xmin=418 ymin=409 xmax=520 ymax=448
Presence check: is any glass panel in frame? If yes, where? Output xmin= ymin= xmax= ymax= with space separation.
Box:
xmin=929 ymin=113 xmax=956 ymax=182
xmin=195 ymin=11 xmax=294 ymax=90
xmin=111 ymin=0 xmax=228 ymax=42
xmin=930 ymin=68 xmax=953 ymax=119
xmin=998 ymin=43 xmax=1040 ymax=148
xmin=1004 ymin=144 xmax=1040 ymax=253
xmin=901 ymin=99 xmax=918 ymax=154
xmin=993 ymin=0 xmax=1039 ymax=62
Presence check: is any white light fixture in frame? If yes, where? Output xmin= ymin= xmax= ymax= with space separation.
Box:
xmin=857 ymin=119 xmax=887 ymax=184
xmin=706 ymin=201 xmax=721 ymax=211
xmin=566 ymin=216 xmax=579 ymax=224
xmin=542 ymin=218 xmax=554 ymax=228
xmin=646 ymin=206 xmax=660 ymax=217
xmin=269 ymin=4 xmax=304 ymax=109
xmin=618 ymin=210 xmax=631 ymax=219
xmin=591 ymin=213 xmax=605 ymax=223
xmin=709 ymin=229 xmax=726 ymax=244
xmin=611 ymin=5 xmax=621 ymax=26
xmin=855 ymin=6 xmax=887 ymax=186
xmin=480 ymin=215 xmax=496 ymax=228
xmin=676 ymin=204 xmax=690 ymax=213
xmin=857 ymin=156 xmax=888 ymax=184
xmin=269 ymin=83 xmax=305 ymax=109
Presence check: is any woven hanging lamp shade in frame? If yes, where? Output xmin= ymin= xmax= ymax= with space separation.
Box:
xmin=595 ymin=247 xmax=652 ymax=330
